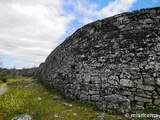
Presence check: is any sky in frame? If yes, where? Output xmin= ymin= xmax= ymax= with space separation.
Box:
xmin=0 ymin=0 xmax=159 ymax=69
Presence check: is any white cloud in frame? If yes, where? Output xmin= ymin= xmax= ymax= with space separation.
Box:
xmin=81 ymin=18 xmax=93 ymax=25
xmin=98 ymin=0 xmax=137 ymax=18
xmin=0 ymin=0 xmax=74 ymax=68
xmin=66 ymin=0 xmax=137 ymax=25
xmin=0 ymin=0 xmax=137 ymax=69
xmin=64 ymin=0 xmax=99 ymax=24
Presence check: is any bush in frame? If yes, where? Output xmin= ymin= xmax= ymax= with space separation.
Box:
xmin=1 ymin=77 xmax=7 ymax=83
xmin=0 ymin=73 xmax=7 ymax=83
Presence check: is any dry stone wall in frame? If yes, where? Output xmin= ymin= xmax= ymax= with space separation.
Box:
xmin=36 ymin=7 xmax=160 ymax=114
xmin=0 ymin=68 xmax=37 ymax=77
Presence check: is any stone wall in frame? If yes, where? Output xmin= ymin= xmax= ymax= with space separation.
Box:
xmin=36 ymin=7 xmax=160 ymax=114
xmin=0 ymin=68 xmax=37 ymax=77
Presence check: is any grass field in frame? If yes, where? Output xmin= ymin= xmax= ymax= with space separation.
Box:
xmin=0 ymin=76 xmax=125 ymax=120
xmin=0 ymin=75 xmax=160 ymax=120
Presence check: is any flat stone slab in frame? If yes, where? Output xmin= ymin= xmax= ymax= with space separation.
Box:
xmin=96 ymin=94 xmax=131 ymax=114
xmin=12 ymin=114 xmax=31 ymax=120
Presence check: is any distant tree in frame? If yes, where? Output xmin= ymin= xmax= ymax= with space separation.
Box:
xmin=0 ymin=58 xmax=3 ymax=68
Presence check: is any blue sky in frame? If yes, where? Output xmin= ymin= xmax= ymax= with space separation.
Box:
xmin=0 ymin=0 xmax=159 ymax=69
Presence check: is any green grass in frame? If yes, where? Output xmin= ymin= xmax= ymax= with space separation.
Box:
xmin=2 ymin=77 xmax=160 ymax=120
xmin=0 ymin=72 xmax=20 ymax=84
xmin=0 ymin=73 xmax=6 ymax=84
xmin=130 ymin=106 xmax=160 ymax=120
xmin=0 ymin=80 xmax=2 ymax=85
xmin=1 ymin=76 xmax=160 ymax=120
xmin=0 ymin=77 xmax=124 ymax=120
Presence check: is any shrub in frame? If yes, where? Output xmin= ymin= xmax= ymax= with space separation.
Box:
xmin=1 ymin=78 xmax=7 ymax=83
xmin=0 ymin=73 xmax=7 ymax=83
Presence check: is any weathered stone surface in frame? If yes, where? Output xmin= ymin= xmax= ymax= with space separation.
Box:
xmin=137 ymin=85 xmax=155 ymax=91
xmin=156 ymin=88 xmax=160 ymax=95
xmin=136 ymin=89 xmax=152 ymax=98
xmin=154 ymin=99 xmax=160 ymax=105
xmin=54 ymin=114 xmax=62 ymax=120
xmin=12 ymin=114 xmax=31 ymax=120
xmin=144 ymin=78 xmax=156 ymax=85
xmin=136 ymin=101 xmax=145 ymax=106
xmin=36 ymin=7 xmax=160 ymax=113
xmin=53 ymin=96 xmax=60 ymax=101
xmin=120 ymin=79 xmax=134 ymax=87
xmin=89 ymin=90 xmax=99 ymax=95
xmin=96 ymin=94 xmax=130 ymax=114
xmin=62 ymin=103 xmax=73 ymax=107
xmin=80 ymin=94 xmax=88 ymax=101
xmin=18 ymin=82 xmax=37 ymax=89
xmin=96 ymin=112 xmax=105 ymax=120
xmin=108 ymin=76 xmax=119 ymax=86
xmin=91 ymin=95 xmax=100 ymax=101
xmin=0 ymin=68 xmax=37 ymax=77
xmin=135 ymin=96 xmax=152 ymax=102
xmin=135 ymin=105 xmax=145 ymax=110
xmin=156 ymin=78 xmax=160 ymax=85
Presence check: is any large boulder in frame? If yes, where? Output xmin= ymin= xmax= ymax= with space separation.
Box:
xmin=96 ymin=94 xmax=130 ymax=114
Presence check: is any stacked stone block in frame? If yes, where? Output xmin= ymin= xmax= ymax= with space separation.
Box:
xmin=36 ymin=7 xmax=160 ymax=114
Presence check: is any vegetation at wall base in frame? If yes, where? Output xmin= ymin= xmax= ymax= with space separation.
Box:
xmin=0 ymin=73 xmax=7 ymax=84
xmin=0 ymin=72 xmax=20 ymax=84
xmin=0 ymin=76 xmax=125 ymax=120
xmin=0 ymin=75 xmax=160 ymax=120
